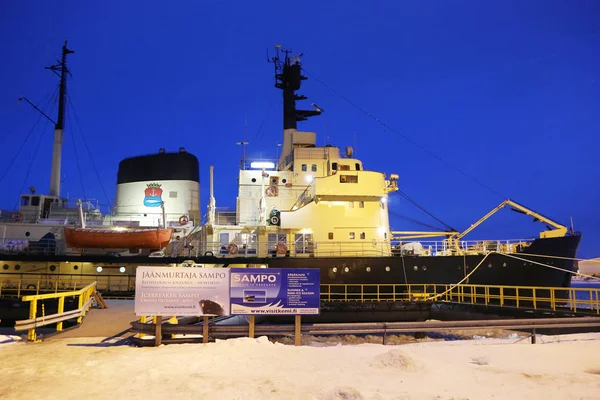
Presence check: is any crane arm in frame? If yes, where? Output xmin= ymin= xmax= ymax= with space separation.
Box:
xmin=452 ymin=199 xmax=568 ymax=241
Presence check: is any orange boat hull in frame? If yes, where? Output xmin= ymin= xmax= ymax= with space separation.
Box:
xmin=64 ymin=227 xmax=173 ymax=249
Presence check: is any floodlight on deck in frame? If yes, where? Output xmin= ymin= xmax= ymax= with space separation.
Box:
xmin=250 ymin=161 xmax=275 ymax=169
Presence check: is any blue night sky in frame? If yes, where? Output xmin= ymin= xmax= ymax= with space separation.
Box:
xmin=1 ymin=1 xmax=599 ymax=258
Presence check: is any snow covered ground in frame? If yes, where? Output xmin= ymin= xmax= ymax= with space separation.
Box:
xmin=1 ymin=332 xmax=599 ymax=399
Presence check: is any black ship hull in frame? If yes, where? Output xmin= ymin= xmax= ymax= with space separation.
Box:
xmin=268 ymin=234 xmax=582 ymax=288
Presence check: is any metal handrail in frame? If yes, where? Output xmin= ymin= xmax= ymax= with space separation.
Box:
xmin=16 ymin=281 xmax=99 ymax=341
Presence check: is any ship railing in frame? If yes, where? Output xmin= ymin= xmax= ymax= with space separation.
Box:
xmin=0 ymin=272 xmax=134 ymax=297
xmin=320 ymin=283 xmax=600 ymax=314
xmin=14 ymin=281 xmax=102 ymax=342
xmin=391 ymin=239 xmax=535 ymax=257
xmin=195 ymin=240 xmax=391 ymax=258
xmin=0 ymin=237 xmax=59 ymax=256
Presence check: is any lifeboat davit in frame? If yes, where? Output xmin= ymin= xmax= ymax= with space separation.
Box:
xmin=63 ymin=227 xmax=173 ymax=249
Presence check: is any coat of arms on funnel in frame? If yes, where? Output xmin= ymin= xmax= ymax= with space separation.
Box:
xmin=143 ymin=183 xmax=163 ymax=207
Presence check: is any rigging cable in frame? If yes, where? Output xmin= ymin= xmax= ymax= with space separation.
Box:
xmin=300 ymin=67 xmax=507 ymax=200
xmin=394 ymin=190 xmax=456 ymax=231
xmin=388 ymin=209 xmax=445 ymax=231
xmin=66 ymin=95 xmax=113 ymax=209
xmin=0 ymin=86 xmax=59 ymax=186
xmin=15 ymin=88 xmax=60 ymax=209
xmin=251 ymin=97 xmax=279 ymax=142
xmin=66 ymin=106 xmax=87 ymax=201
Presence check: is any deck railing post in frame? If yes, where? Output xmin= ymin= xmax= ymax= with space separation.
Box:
xmin=27 ymin=299 xmax=38 ymax=342
xmin=56 ymin=297 xmax=65 ymax=331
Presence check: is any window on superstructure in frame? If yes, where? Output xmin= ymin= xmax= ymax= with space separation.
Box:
xmin=169 ymin=191 xmax=178 ymax=198
xmin=355 ymin=163 xmax=361 ymax=170
xmin=301 ymin=164 xmax=307 ymax=172
xmin=349 ymin=232 xmax=355 ymax=239
xmin=332 ymin=162 xmax=338 ymax=171
xmin=340 ymin=175 xmax=358 ymax=183
xmin=31 ymin=196 xmax=40 ymax=206
xmin=311 ymin=164 xmax=317 ymax=172
xmin=340 ymin=164 xmax=350 ymax=171
xmin=359 ymin=201 xmax=364 ymax=208
xmin=328 ymin=232 xmax=333 ymax=240
xmin=360 ymin=232 xmax=366 ymax=239
xmin=21 ymin=196 xmax=30 ymax=206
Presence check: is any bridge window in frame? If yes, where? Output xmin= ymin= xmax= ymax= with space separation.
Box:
xmin=340 ymin=164 xmax=350 ymax=171
xmin=21 ymin=196 xmax=30 ymax=206
xmin=360 ymin=232 xmax=366 ymax=239
xmin=311 ymin=164 xmax=317 ymax=172
xmin=31 ymin=196 xmax=40 ymax=206
xmin=355 ymin=163 xmax=361 ymax=170
xmin=332 ymin=162 xmax=338 ymax=171
xmin=301 ymin=164 xmax=307 ymax=172
xmin=349 ymin=232 xmax=355 ymax=239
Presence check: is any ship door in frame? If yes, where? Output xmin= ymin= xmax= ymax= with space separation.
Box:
xmin=42 ymin=197 xmax=54 ymax=219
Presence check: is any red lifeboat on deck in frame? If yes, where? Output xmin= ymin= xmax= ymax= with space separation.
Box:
xmin=63 ymin=227 xmax=173 ymax=249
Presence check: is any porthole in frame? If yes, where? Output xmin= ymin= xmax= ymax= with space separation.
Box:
xmin=2 ymin=264 xmax=8 ymax=270
xmin=49 ymin=265 xmax=57 ymax=272
xmin=366 ymin=266 xmax=371 ymax=272
xmin=25 ymin=231 xmax=31 ymax=237
xmin=74 ymin=265 xmax=79 ymax=270
xmin=502 ymin=262 xmax=507 ymax=267
xmin=251 ymin=178 xmax=256 ymax=183
xmin=332 ymin=267 xmax=338 ymax=273
xmin=413 ymin=266 xmax=418 ymax=271
xmin=422 ymin=265 xmax=427 ymax=271
xmin=487 ymin=263 xmax=492 ymax=268
xmin=282 ymin=179 xmax=287 ymax=183
xmin=344 ymin=267 xmax=349 ymax=273
xmin=14 ymin=265 xmax=21 ymax=271
xmin=385 ymin=266 xmax=391 ymax=272
xmin=96 ymin=266 xmax=103 ymax=273
xmin=119 ymin=267 xmax=126 ymax=273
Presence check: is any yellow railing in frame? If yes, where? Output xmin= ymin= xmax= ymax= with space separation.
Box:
xmin=17 ymin=282 xmax=99 ymax=341
xmin=320 ymin=283 xmax=600 ymax=314
xmin=0 ymin=277 xmax=90 ymax=298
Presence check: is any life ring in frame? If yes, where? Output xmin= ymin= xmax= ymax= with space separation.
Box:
xmin=275 ymin=241 xmax=287 ymax=255
xmin=265 ymin=186 xmax=279 ymax=197
xmin=178 ymin=215 xmax=189 ymax=225
xmin=227 ymin=243 xmax=239 ymax=255
xmin=11 ymin=212 xmax=22 ymax=222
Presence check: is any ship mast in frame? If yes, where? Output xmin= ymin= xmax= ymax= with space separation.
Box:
xmin=46 ymin=40 xmax=74 ymax=198
xmin=270 ymin=47 xmax=321 ymax=130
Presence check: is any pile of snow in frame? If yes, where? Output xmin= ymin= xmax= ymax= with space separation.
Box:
xmin=1 ymin=333 xmax=600 ymax=399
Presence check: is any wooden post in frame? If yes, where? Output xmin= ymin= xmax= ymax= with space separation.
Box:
xmin=155 ymin=316 xmax=162 ymax=347
xmin=249 ymin=315 xmax=255 ymax=338
xmin=203 ymin=316 xmax=209 ymax=344
xmin=295 ymin=315 xmax=301 ymax=346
